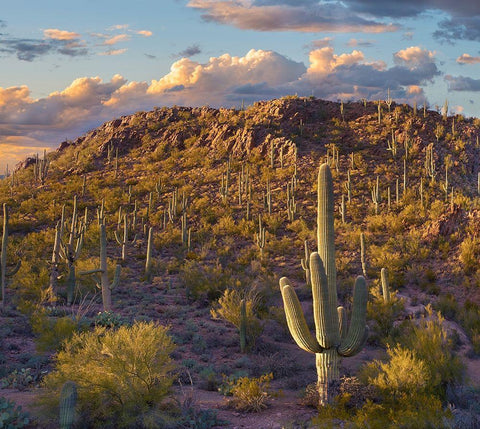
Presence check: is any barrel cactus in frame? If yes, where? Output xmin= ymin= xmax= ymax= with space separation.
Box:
xmin=279 ymin=163 xmax=368 ymax=406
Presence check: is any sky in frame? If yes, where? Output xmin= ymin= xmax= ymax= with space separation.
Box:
xmin=1 ymin=0 xmax=480 ymax=172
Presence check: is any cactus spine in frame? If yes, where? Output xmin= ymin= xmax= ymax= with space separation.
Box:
xmin=1 ymin=204 xmax=21 ymax=306
xmin=280 ymin=164 xmax=368 ymax=406
xmin=59 ymin=381 xmax=77 ymax=429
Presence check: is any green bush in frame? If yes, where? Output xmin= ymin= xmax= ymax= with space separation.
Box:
xmin=398 ymin=306 xmax=464 ymax=398
xmin=225 ymin=373 xmax=273 ymax=412
xmin=42 ymin=321 xmax=176 ymax=428
xmin=210 ymin=288 xmax=263 ymax=351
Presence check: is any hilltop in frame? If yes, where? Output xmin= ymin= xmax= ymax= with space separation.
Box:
xmin=1 ymin=95 xmax=480 ymax=428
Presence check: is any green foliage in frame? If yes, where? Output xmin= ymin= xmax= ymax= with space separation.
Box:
xmin=398 ymin=306 xmax=464 ymax=398
xmin=458 ymin=235 xmax=480 ymax=274
xmin=367 ymin=280 xmax=404 ymax=344
xmin=180 ymin=260 xmax=231 ymax=301
xmin=210 ymin=288 xmax=263 ymax=351
xmin=365 ymin=345 xmax=430 ymax=396
xmin=225 ymin=373 xmax=273 ymax=412
xmin=31 ymin=311 xmax=83 ymax=352
xmin=0 ymin=397 xmax=30 ymax=429
xmin=42 ymin=321 xmax=176 ymax=428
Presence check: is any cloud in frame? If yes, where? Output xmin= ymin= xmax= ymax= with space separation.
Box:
xmin=456 ymin=53 xmax=480 ymax=64
xmin=137 ymin=30 xmax=153 ymax=37
xmin=445 ymin=75 xmax=480 ymax=91
xmin=0 ymin=26 xmax=87 ymax=60
xmin=99 ymin=48 xmax=128 ymax=56
xmin=393 ymin=46 xmax=435 ymax=68
xmin=103 ymin=34 xmax=130 ymax=46
xmin=148 ymin=49 xmax=306 ymax=102
xmin=109 ymin=24 xmax=129 ymax=30
xmin=347 ymin=38 xmax=375 ymax=47
xmin=43 ymin=29 xmax=80 ymax=40
xmin=189 ymin=1 xmax=480 ymax=42
xmin=187 ymin=0 xmax=398 ymax=33
xmin=175 ymin=44 xmax=202 ymax=58
xmin=0 ymin=46 xmax=439 ymax=171
xmin=309 ymin=37 xmax=332 ymax=49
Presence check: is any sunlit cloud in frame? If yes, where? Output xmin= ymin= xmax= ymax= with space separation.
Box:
xmin=0 ymin=46 xmax=440 ymax=170
xmin=109 ymin=24 xmax=129 ymax=30
xmin=99 ymin=48 xmax=128 ymax=56
xmin=43 ymin=29 xmax=80 ymax=40
xmin=309 ymin=37 xmax=333 ymax=49
xmin=137 ymin=30 xmax=153 ymax=37
xmin=187 ymin=0 xmax=398 ymax=33
xmin=103 ymin=34 xmax=130 ymax=46
xmin=457 ymin=54 xmax=480 ymax=64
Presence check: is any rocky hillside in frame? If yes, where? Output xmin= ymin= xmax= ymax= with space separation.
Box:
xmin=2 ymin=95 xmax=480 ymax=428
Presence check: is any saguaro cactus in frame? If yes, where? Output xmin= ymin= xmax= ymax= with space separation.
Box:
xmin=59 ymin=381 xmax=77 ymax=429
xmin=279 ymin=163 xmax=368 ymax=406
xmin=1 ymin=204 xmax=21 ymax=306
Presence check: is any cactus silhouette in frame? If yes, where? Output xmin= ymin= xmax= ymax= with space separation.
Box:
xmin=279 ymin=163 xmax=368 ymax=406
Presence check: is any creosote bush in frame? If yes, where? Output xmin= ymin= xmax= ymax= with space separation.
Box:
xmin=225 ymin=373 xmax=273 ymax=412
xmin=42 ymin=321 xmax=176 ymax=428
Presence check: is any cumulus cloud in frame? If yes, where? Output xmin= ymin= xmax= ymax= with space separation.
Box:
xmin=445 ymin=75 xmax=480 ymax=91
xmin=187 ymin=0 xmax=398 ymax=33
xmin=457 ymin=53 xmax=480 ymax=64
xmin=393 ymin=46 xmax=435 ymax=68
xmin=1 ymin=46 xmax=439 ymax=170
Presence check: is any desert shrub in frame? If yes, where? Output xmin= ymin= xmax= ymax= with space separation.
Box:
xmin=31 ymin=310 xmax=84 ymax=352
xmin=365 ymin=345 xmax=430 ymax=397
xmin=0 ymin=397 xmax=30 ymax=428
xmin=435 ymin=293 xmax=458 ymax=320
xmin=225 ymin=373 xmax=273 ymax=412
xmin=210 ymin=288 xmax=263 ymax=351
xmin=458 ymin=235 xmax=480 ymax=274
xmin=180 ymin=260 xmax=231 ymax=302
xmin=458 ymin=301 xmax=480 ymax=356
xmin=42 ymin=321 xmax=176 ymax=428
xmin=397 ymin=306 xmax=464 ymax=399
xmin=367 ymin=283 xmax=404 ymax=344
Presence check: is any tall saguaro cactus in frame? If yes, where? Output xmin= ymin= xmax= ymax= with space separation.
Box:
xmin=279 ymin=163 xmax=368 ymax=406
xmin=1 ymin=204 xmax=21 ymax=307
